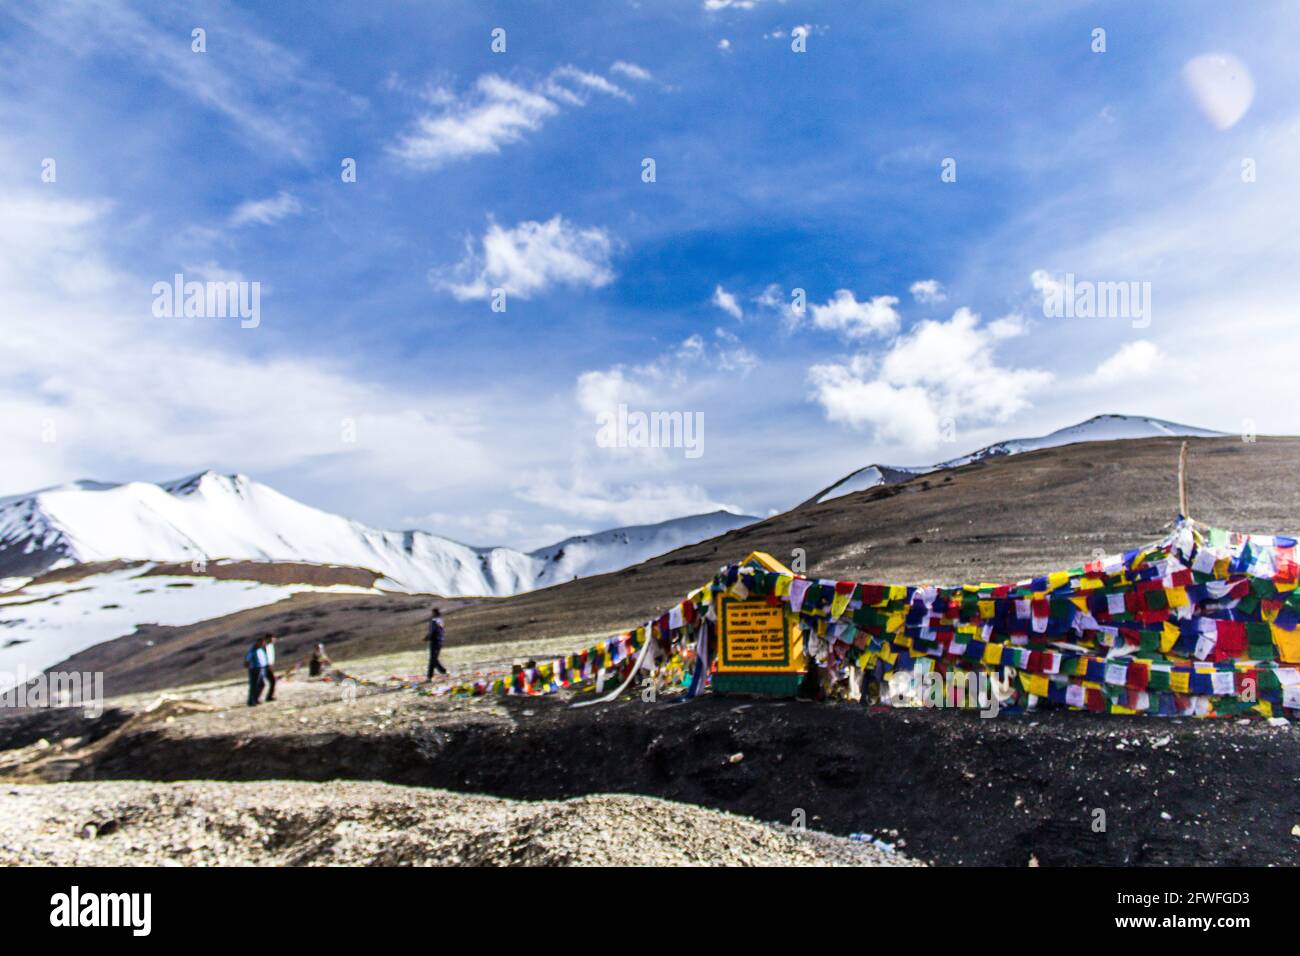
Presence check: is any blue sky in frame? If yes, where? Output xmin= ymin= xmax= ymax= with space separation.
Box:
xmin=3 ymin=1 xmax=1299 ymax=548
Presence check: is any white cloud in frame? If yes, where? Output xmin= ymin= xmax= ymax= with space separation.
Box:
xmin=1088 ymin=340 xmax=1165 ymax=385
xmin=0 ymin=181 xmax=501 ymax=505
xmin=574 ymin=331 xmax=752 ymax=426
xmin=808 ymin=307 xmax=1052 ymax=449
xmin=228 ymin=191 xmax=301 ymax=228
xmin=712 ymin=284 xmax=743 ymax=319
xmin=718 ymin=38 xmax=732 ymax=51
xmin=545 ymin=65 xmax=631 ymax=104
xmin=181 ymin=261 xmax=247 ymax=285
xmin=536 ymin=331 xmax=757 ymax=523
xmin=909 ymin=278 xmax=947 ymax=304
xmin=1030 ymin=268 xmax=1062 ymax=305
xmin=515 ymin=471 xmax=741 ymax=527
xmin=610 ymin=61 xmax=652 ymax=82
xmin=753 ymin=283 xmax=800 ymax=330
xmin=808 ymin=290 xmax=901 ymax=339
xmin=987 ymin=312 xmax=1027 ymax=339
xmin=390 ymin=66 xmax=631 ymax=170
xmin=9 ymin=4 xmax=326 ymax=160
xmin=711 ymin=327 xmax=758 ymax=373
xmin=435 ymin=215 xmax=616 ymax=301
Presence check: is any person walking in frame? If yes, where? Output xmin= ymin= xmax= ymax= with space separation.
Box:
xmin=262 ymin=633 xmax=278 ymax=702
xmin=425 ymin=608 xmax=448 ymax=680
xmin=245 ymin=636 xmax=268 ymax=707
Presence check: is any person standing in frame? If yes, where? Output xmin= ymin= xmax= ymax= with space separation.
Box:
xmin=425 ymin=608 xmax=448 ymax=680
xmin=245 ymin=636 xmax=268 ymax=707
xmin=263 ymin=633 xmax=278 ymax=702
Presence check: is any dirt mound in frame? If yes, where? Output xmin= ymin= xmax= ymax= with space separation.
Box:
xmin=0 ymin=780 xmax=917 ymax=867
xmin=0 ymin=697 xmax=217 ymax=783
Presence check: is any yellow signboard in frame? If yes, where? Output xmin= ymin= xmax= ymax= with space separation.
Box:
xmin=717 ymin=595 xmax=804 ymax=674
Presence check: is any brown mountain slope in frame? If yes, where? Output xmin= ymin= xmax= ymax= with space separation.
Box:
xmin=57 ymin=435 xmax=1300 ymax=696
xmin=437 ymin=434 xmax=1298 ymax=643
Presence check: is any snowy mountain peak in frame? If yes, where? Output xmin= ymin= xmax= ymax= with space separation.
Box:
xmin=809 ymin=414 xmax=1225 ymax=505
xmin=0 ymin=473 xmax=756 ymax=596
xmin=159 ymin=470 xmax=253 ymax=497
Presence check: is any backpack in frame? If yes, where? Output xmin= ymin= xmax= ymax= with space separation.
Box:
xmin=244 ymin=643 xmax=260 ymax=669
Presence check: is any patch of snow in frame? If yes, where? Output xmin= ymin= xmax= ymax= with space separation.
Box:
xmin=0 ymin=566 xmax=377 ymax=688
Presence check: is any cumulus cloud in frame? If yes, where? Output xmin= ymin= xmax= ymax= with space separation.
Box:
xmin=228 ymin=191 xmax=301 ymax=227
xmin=389 ymin=66 xmax=631 ymax=170
xmin=434 ymin=215 xmax=616 ymax=301
xmin=1088 ymin=340 xmax=1166 ymax=385
xmin=712 ymin=283 xmax=742 ymax=319
xmin=987 ymin=312 xmax=1028 ymax=339
xmin=517 ymin=333 xmax=755 ymax=525
xmin=909 ymin=278 xmax=947 ymax=304
xmin=808 ymin=290 xmax=900 ymax=339
xmin=808 ymin=307 xmax=1052 ymax=448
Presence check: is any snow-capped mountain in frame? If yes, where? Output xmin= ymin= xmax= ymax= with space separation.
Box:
xmin=807 ymin=414 xmax=1225 ymax=505
xmin=0 ymin=472 xmax=756 ymax=596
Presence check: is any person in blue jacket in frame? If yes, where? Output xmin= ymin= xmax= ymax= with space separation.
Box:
xmin=245 ymin=636 xmax=268 ymax=706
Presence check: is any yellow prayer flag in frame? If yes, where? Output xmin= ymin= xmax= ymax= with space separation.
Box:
xmin=1171 ymin=670 xmax=1191 ymax=694
xmin=1161 ymin=621 xmax=1181 ymax=653
xmin=1021 ymin=673 xmax=1049 ymax=697
xmin=831 ymin=592 xmax=850 ymax=620
xmin=1271 ymin=624 xmax=1300 ymax=663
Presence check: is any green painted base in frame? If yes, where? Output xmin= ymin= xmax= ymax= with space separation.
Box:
xmin=712 ymin=672 xmax=802 ymax=697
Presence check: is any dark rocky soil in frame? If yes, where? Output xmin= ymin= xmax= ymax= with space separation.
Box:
xmin=8 ymin=684 xmax=1293 ymax=867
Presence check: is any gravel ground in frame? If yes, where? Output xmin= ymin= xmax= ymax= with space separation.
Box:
xmin=0 ymin=780 xmax=919 ymax=866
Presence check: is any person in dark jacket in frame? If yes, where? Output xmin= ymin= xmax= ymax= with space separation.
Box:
xmin=425 ymin=608 xmax=447 ymax=680
xmin=245 ymin=636 xmax=268 ymax=706
xmin=308 ymin=642 xmax=331 ymax=678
